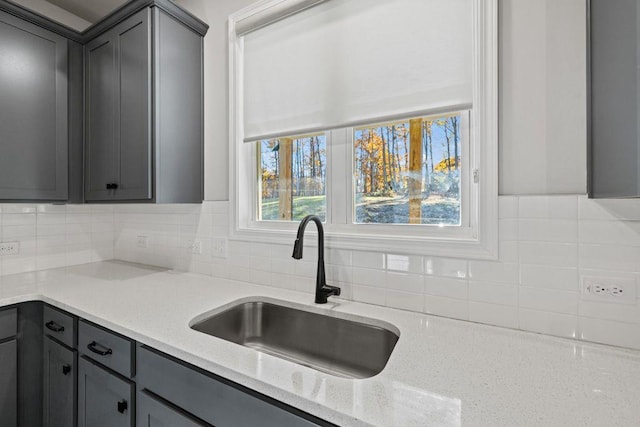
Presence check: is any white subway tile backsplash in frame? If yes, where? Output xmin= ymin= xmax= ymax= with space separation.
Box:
xmin=578 ymin=317 xmax=640 ymax=349
xmin=469 ymin=261 xmax=518 ymax=283
xmin=103 ymin=197 xmax=640 ymax=350
xmin=518 ymin=195 xmax=577 ymax=219
xmin=386 ymin=290 xmax=424 ymax=312
xmin=468 ymin=302 xmax=518 ymax=328
xmin=352 ymin=251 xmax=385 ymax=269
xmin=424 ymin=257 xmax=467 ymax=278
xmin=580 ymin=220 xmax=640 ymax=246
xmin=424 ymin=276 xmax=468 ymax=300
xmin=520 ymin=264 xmax=579 ymax=291
xmin=386 ymin=254 xmax=423 ymax=274
xmin=519 ymin=219 xmax=578 ymax=243
xmin=498 ymin=219 xmax=519 ymax=241
xmin=578 ymin=196 xmax=640 ymax=221
xmin=579 ymin=244 xmax=640 ymax=272
xmin=424 ymin=295 xmax=468 ymax=320
xmin=468 ymin=281 xmax=518 ymax=306
xmin=578 ymin=300 xmax=640 ymax=324
xmin=386 ymin=272 xmax=424 ymax=294
xmin=519 ymin=241 xmax=578 ymax=267
xmin=352 ymin=267 xmax=386 ymax=288
xmin=498 ymin=196 xmax=518 ymax=219
xmin=518 ymin=286 xmax=578 ymax=315
xmin=518 ymin=309 xmax=578 ymax=339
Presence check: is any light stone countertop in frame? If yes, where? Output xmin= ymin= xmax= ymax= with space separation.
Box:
xmin=1 ymin=261 xmax=639 ymax=426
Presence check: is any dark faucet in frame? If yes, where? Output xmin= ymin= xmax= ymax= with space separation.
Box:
xmin=292 ymin=215 xmax=341 ymax=304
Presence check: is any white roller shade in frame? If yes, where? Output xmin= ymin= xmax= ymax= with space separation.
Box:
xmin=242 ymin=0 xmax=473 ymax=142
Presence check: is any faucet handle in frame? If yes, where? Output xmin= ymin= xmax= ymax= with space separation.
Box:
xmin=315 ymin=284 xmax=341 ymax=303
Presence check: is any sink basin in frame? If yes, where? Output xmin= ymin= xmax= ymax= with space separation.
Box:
xmin=190 ymin=298 xmax=399 ymax=379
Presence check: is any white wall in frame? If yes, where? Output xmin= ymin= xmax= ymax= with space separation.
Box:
xmin=174 ymin=0 xmax=257 ymax=201
xmin=500 ymin=0 xmax=587 ymax=195
xmin=11 ymin=0 xmax=91 ymax=31
xmin=177 ymin=0 xmax=589 ymax=200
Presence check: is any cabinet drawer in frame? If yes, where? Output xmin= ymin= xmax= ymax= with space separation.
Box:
xmin=0 ymin=308 xmax=17 ymax=340
xmin=44 ymin=305 xmax=76 ymax=348
xmin=79 ymin=321 xmax=134 ymax=378
xmin=137 ymin=345 xmax=328 ymax=427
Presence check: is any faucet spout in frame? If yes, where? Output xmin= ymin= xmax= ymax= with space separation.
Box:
xmin=292 ymin=215 xmax=341 ymax=304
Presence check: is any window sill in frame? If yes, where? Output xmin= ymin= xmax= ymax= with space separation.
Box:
xmin=229 ymin=223 xmax=499 ymax=260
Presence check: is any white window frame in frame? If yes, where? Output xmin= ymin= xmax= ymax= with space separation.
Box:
xmin=229 ymin=0 xmax=498 ymax=260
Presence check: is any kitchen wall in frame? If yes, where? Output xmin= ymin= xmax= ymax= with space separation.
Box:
xmin=0 ymin=204 xmax=114 ymax=276
xmin=174 ymin=0 xmax=588 ymax=199
xmin=2 ymin=0 xmax=637 ymax=351
xmin=111 ymin=196 xmax=640 ymax=351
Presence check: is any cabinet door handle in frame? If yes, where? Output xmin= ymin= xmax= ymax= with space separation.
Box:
xmin=62 ymin=364 xmax=71 ymax=375
xmin=87 ymin=341 xmax=113 ymax=356
xmin=106 ymin=183 xmax=119 ymax=190
xmin=45 ymin=321 xmax=65 ymax=333
xmin=117 ymin=399 xmax=128 ymax=414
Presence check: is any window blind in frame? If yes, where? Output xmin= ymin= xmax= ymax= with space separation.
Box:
xmin=241 ymin=0 xmax=473 ymax=142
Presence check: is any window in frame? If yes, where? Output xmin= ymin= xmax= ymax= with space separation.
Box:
xmin=258 ymin=134 xmax=327 ymax=221
xmin=230 ymin=0 xmax=498 ymax=259
xmin=353 ymin=113 xmax=468 ymax=226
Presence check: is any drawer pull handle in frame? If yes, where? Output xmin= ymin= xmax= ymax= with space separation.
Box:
xmin=87 ymin=341 xmax=113 ymax=356
xmin=62 ymin=364 xmax=71 ymax=375
xmin=45 ymin=321 xmax=65 ymax=333
xmin=117 ymin=399 xmax=128 ymax=414
xmin=106 ymin=183 xmax=119 ymax=190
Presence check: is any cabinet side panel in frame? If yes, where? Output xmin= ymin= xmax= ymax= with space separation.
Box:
xmin=155 ymin=9 xmax=204 ymax=203
xmin=590 ymin=0 xmax=640 ymax=197
xmin=0 ymin=340 xmax=17 ymax=427
xmin=18 ymin=302 xmax=43 ymax=427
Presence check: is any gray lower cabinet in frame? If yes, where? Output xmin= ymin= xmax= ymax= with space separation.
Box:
xmin=137 ymin=345 xmax=330 ymax=427
xmin=137 ymin=390 xmax=210 ymax=427
xmin=78 ymin=357 xmax=134 ymax=427
xmin=0 ymin=339 xmax=17 ymax=427
xmin=43 ymin=336 xmax=77 ymax=427
xmin=84 ymin=5 xmax=206 ymax=203
xmin=0 ymin=9 xmax=68 ymax=200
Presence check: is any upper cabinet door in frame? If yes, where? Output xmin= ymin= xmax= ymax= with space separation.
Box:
xmin=0 ymin=11 xmax=68 ymax=200
xmin=85 ymin=35 xmax=117 ymax=201
xmin=85 ymin=8 xmax=151 ymax=202
xmin=115 ymin=10 xmax=151 ymax=201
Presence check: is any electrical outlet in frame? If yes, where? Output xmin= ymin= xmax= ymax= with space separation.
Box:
xmin=582 ymin=276 xmax=637 ymax=304
xmin=187 ymin=240 xmax=202 ymax=255
xmin=212 ymin=238 xmax=227 ymax=258
xmin=136 ymin=236 xmax=149 ymax=249
xmin=0 ymin=241 xmax=20 ymax=256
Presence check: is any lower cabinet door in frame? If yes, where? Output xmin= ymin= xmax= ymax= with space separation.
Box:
xmin=0 ymin=339 xmax=17 ymax=427
xmin=137 ymin=390 xmax=210 ymax=427
xmin=78 ymin=357 xmax=133 ymax=427
xmin=43 ymin=337 xmax=76 ymax=427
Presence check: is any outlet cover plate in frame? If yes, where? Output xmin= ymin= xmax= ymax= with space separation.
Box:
xmin=581 ymin=276 xmax=637 ymax=304
xmin=0 ymin=241 xmax=20 ymax=256
xmin=212 ymin=238 xmax=227 ymax=258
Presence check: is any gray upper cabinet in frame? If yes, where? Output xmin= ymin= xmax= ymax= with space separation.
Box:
xmin=0 ymin=10 xmax=68 ymax=200
xmin=85 ymin=4 xmax=206 ymax=203
xmin=85 ymin=9 xmax=151 ymax=202
xmin=589 ymin=0 xmax=640 ymax=198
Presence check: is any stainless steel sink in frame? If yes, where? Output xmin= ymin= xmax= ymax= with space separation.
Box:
xmin=190 ymin=299 xmax=399 ymax=379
